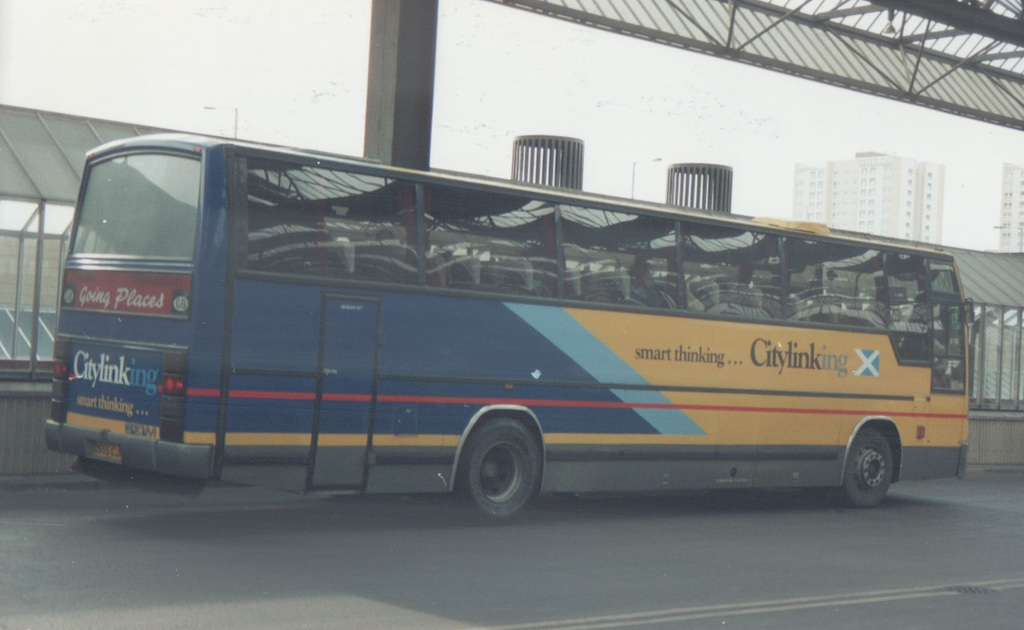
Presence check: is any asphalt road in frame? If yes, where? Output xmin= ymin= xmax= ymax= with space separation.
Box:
xmin=1 ymin=470 xmax=1022 ymax=629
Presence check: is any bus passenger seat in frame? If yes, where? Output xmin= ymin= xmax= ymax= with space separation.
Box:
xmin=447 ymin=256 xmax=481 ymax=287
xmin=582 ymin=270 xmax=629 ymax=303
xmin=485 ymin=258 xmax=534 ymax=294
xmin=329 ymin=238 xmax=355 ymax=275
xmin=564 ymin=268 xmax=582 ymax=299
xmin=689 ymin=276 xmax=721 ymax=311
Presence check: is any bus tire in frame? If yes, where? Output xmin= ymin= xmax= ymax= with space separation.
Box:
xmin=842 ymin=428 xmax=893 ymax=508
xmin=457 ymin=419 xmax=541 ymax=518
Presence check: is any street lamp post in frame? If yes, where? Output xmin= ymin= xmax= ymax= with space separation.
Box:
xmin=631 ymin=157 xmax=663 ymax=199
xmin=994 ymin=224 xmax=1024 ymax=252
xmin=203 ymin=106 xmax=238 ymax=138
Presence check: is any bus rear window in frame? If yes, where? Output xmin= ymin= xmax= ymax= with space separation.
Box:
xmin=73 ymin=153 xmax=201 ymax=260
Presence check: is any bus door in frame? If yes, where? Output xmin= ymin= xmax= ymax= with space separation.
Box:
xmin=308 ymin=295 xmax=380 ymax=489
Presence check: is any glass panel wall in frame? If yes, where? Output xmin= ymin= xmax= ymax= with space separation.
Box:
xmin=981 ymin=306 xmax=1002 ymax=408
xmin=1000 ymin=308 xmax=1020 ymax=409
xmin=971 ymin=304 xmax=1024 ymax=412
xmin=0 ymin=200 xmax=73 ymax=378
xmin=970 ymin=304 xmax=982 ymax=406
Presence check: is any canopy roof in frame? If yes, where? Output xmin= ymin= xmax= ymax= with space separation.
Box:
xmin=485 ymin=0 xmax=1024 ymax=131
xmin=950 ymin=248 xmax=1024 ymax=306
xmin=0 ymin=105 xmax=164 ymax=205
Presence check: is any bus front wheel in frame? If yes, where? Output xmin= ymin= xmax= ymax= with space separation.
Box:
xmin=842 ymin=428 xmax=893 ymax=508
xmin=457 ymin=419 xmax=541 ymax=518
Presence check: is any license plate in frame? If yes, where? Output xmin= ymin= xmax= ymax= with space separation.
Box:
xmin=88 ymin=440 xmax=122 ymax=463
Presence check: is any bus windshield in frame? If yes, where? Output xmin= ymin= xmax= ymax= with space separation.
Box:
xmin=73 ymin=153 xmax=201 ymax=260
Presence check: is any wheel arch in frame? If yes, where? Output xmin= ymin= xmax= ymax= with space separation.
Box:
xmin=843 ymin=417 xmax=903 ymax=484
xmin=447 ymin=405 xmax=545 ymax=492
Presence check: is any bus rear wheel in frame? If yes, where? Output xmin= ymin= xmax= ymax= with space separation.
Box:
xmin=842 ymin=428 xmax=893 ymax=508
xmin=458 ymin=419 xmax=541 ymax=518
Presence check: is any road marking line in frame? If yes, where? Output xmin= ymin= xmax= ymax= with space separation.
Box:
xmin=482 ymin=578 xmax=1024 ymax=630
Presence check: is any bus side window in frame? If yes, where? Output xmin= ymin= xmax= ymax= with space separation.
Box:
xmin=245 ymin=161 xmax=417 ymax=283
xmin=246 ymin=203 xmax=336 ymax=275
xmin=353 ymin=226 xmax=417 ymax=284
xmin=928 ymin=260 xmax=967 ymax=392
xmin=682 ymin=223 xmax=777 ymax=320
xmin=560 ymin=207 xmax=677 ymax=309
xmin=932 ymin=303 xmax=966 ymax=391
xmin=785 ymin=239 xmax=885 ymax=328
xmin=887 ymin=253 xmax=930 ymax=362
xmin=425 ymin=185 xmax=556 ymax=297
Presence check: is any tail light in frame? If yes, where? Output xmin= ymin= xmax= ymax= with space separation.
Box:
xmin=162 ymin=374 xmax=186 ymax=396
xmin=50 ymin=339 xmax=71 ymax=423
xmin=159 ymin=350 xmax=188 ymax=442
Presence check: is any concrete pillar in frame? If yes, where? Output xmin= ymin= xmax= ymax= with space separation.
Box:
xmin=364 ymin=0 xmax=438 ymax=169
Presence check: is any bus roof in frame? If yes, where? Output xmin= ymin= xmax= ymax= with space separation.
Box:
xmin=89 ymin=133 xmax=954 ymax=260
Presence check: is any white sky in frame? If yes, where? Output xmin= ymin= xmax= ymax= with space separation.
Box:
xmin=1 ymin=0 xmax=1021 ymax=250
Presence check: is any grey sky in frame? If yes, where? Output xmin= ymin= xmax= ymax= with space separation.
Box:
xmin=1 ymin=0 xmax=1020 ymax=250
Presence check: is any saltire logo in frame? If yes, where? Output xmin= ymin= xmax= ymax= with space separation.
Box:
xmin=854 ymin=349 xmax=880 ymax=377
xmin=504 ymin=303 xmax=706 ymax=436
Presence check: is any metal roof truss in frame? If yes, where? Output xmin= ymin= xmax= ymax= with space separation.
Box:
xmin=483 ymin=0 xmax=1024 ymax=131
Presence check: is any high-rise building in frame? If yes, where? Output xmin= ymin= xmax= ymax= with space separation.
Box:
xmin=793 ymin=152 xmax=944 ymax=244
xmin=998 ymin=163 xmax=1024 ymax=253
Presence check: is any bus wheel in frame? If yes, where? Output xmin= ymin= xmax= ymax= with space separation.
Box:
xmin=458 ymin=419 xmax=541 ymax=518
xmin=842 ymin=428 xmax=893 ymax=508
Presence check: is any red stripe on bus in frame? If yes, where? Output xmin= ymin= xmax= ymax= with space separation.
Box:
xmin=229 ymin=390 xmax=316 ymax=401
xmin=188 ymin=389 xmax=369 ymax=403
xmin=187 ymin=389 xmax=965 ymax=421
xmin=322 ymin=393 xmax=373 ymax=403
xmin=377 ymin=394 xmax=966 ymax=420
xmin=187 ymin=388 xmax=220 ymax=397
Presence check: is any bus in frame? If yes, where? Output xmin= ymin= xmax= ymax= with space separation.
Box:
xmin=45 ymin=134 xmax=970 ymax=517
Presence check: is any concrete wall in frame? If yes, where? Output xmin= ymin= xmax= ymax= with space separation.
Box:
xmin=1 ymin=385 xmax=1021 ymax=475
xmin=968 ymin=412 xmax=1024 ymax=466
xmin=0 ymin=382 xmax=75 ymax=475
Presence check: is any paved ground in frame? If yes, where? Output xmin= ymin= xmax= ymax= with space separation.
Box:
xmin=1 ymin=468 xmax=1021 ymax=629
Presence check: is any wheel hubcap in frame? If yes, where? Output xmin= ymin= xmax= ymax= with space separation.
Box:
xmin=856 ymin=448 xmax=886 ymax=488
xmin=479 ymin=443 xmax=522 ymax=502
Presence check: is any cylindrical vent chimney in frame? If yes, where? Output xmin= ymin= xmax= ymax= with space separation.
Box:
xmin=512 ymin=135 xmax=584 ymax=190
xmin=666 ymin=163 xmax=733 ymax=213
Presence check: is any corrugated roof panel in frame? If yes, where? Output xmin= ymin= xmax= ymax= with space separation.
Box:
xmin=739 ymin=19 xmax=856 ymax=84
xmin=679 ymin=1 xmax=730 ymax=46
xmin=959 ymin=77 xmax=1014 ymax=114
xmin=640 ymin=2 xmax=675 ymax=34
xmin=782 ymin=25 xmax=851 ymax=79
xmin=951 ymin=249 xmax=1024 ymax=306
xmin=0 ymin=109 xmax=81 ymax=203
xmin=0 ymin=106 xmax=167 ymax=205
xmin=636 ymin=1 xmax=676 ymax=34
xmin=38 ymin=117 xmax=104 ymax=178
xmin=616 ymin=2 xmax=648 ymax=30
xmin=90 ymin=120 xmax=155 ymax=144
xmin=916 ymin=64 xmax=971 ymax=107
xmin=732 ymin=9 xmax=793 ymax=58
xmin=848 ymin=40 xmax=909 ymax=89
xmin=0 ymin=133 xmax=41 ymax=201
xmin=940 ymin=67 xmax=998 ymax=110
xmin=923 ymin=63 xmax=1022 ymax=119
xmin=600 ymin=0 xmax=630 ymax=23
xmin=975 ymin=76 xmax=1024 ymax=117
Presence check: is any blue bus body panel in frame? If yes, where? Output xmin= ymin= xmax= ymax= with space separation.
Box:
xmin=227 ymin=281 xmax=666 ymax=441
